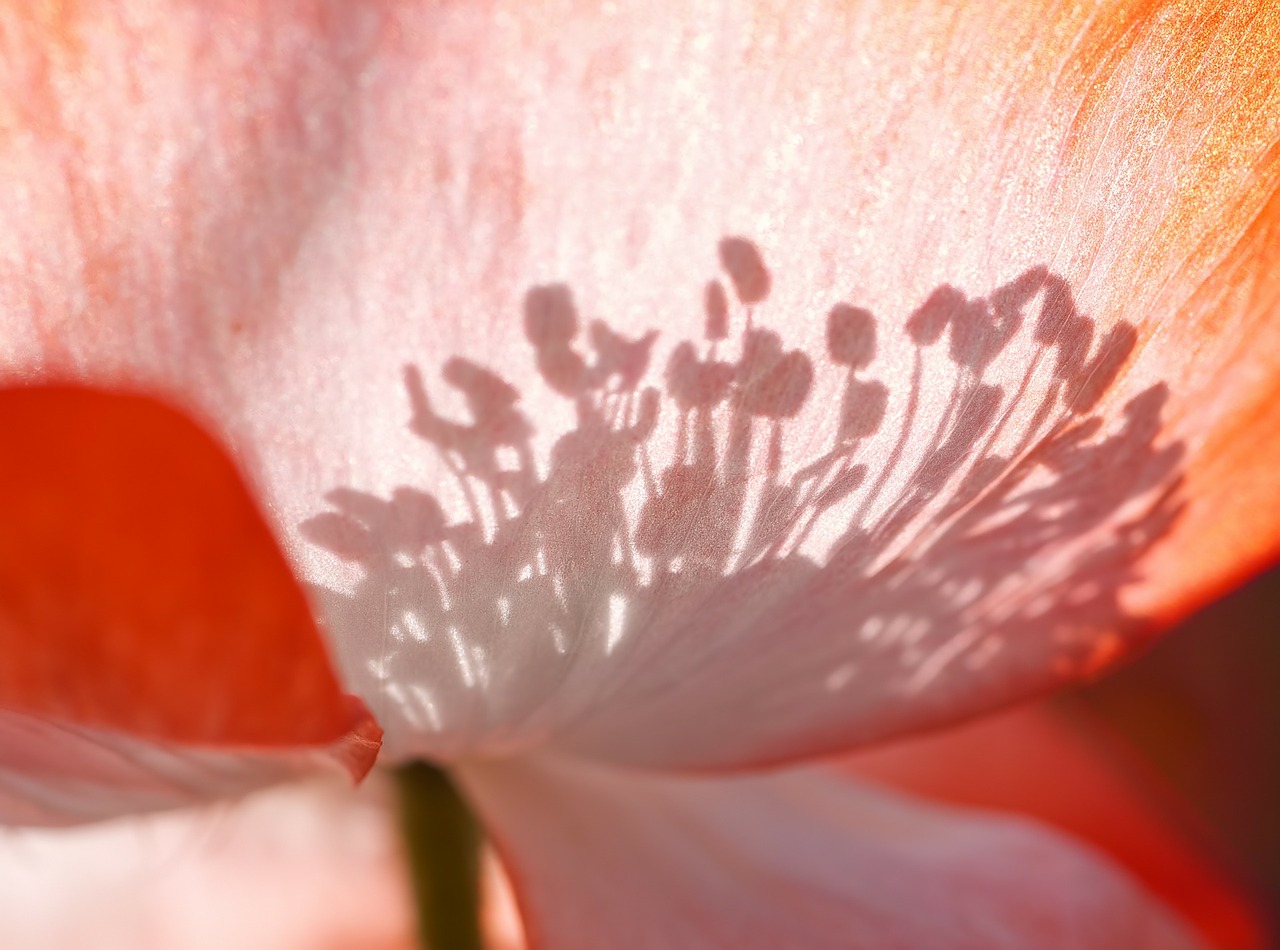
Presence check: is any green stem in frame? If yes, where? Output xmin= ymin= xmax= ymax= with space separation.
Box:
xmin=394 ymin=761 xmax=484 ymax=950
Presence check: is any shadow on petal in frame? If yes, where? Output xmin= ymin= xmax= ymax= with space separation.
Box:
xmin=303 ymin=238 xmax=1186 ymax=769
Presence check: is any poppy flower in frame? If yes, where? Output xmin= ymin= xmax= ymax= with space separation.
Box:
xmin=1 ymin=2 xmax=1278 ymax=947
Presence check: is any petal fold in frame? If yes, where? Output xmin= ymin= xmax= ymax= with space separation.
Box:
xmin=459 ymin=755 xmax=1200 ymax=950
xmin=0 ymin=387 xmax=379 ymax=819
xmin=850 ymin=702 xmax=1266 ymax=949
xmin=0 ymin=778 xmax=414 ymax=949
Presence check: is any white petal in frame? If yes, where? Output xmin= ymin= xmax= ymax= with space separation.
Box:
xmin=0 ymin=777 xmax=413 ymax=949
xmin=0 ymin=708 xmax=360 ymax=826
xmin=459 ymin=754 xmax=1200 ymax=950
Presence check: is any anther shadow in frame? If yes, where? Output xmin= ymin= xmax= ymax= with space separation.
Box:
xmin=303 ymin=238 xmax=1184 ymax=766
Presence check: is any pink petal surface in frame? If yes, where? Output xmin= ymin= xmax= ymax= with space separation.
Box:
xmin=849 ymin=702 xmax=1266 ymax=948
xmin=0 ymin=3 xmax=1277 ymax=769
xmin=0 ymin=707 xmax=370 ymax=826
xmin=0 ymin=777 xmax=415 ymax=950
xmin=460 ymin=754 xmax=1200 ymax=950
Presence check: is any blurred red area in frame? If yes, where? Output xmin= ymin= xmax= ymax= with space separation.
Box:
xmin=1075 ymin=561 xmax=1280 ymax=944
xmin=851 ymin=562 xmax=1280 ymax=949
xmin=0 ymin=387 xmax=369 ymax=752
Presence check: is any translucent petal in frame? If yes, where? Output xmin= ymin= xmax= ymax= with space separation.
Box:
xmin=0 ymin=388 xmax=378 ymax=820
xmin=460 ymin=754 xmax=1200 ymax=950
xmin=1 ymin=3 xmax=1277 ymax=765
xmin=0 ymin=778 xmax=414 ymax=949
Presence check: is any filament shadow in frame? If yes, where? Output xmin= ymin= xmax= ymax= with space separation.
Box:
xmin=304 ymin=238 xmax=1184 ymax=766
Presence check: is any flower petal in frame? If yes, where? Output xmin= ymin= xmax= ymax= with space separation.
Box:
xmin=0 ymin=387 xmax=379 ymax=820
xmin=0 ymin=777 xmax=414 ymax=950
xmin=849 ymin=702 xmax=1266 ymax=949
xmin=2 ymin=4 xmax=1279 ymax=766
xmin=459 ymin=754 xmax=1200 ymax=950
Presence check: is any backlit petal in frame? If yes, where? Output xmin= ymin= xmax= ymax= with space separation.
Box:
xmin=0 ymin=778 xmax=414 ymax=950
xmin=459 ymin=754 xmax=1200 ymax=950
xmin=850 ymin=702 xmax=1266 ymax=949
xmin=0 ymin=387 xmax=378 ymax=820
xmin=0 ymin=3 xmax=1277 ymax=765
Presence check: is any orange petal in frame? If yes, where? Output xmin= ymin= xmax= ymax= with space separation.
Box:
xmin=0 ymin=386 xmax=379 ymax=814
xmin=460 ymin=754 xmax=1201 ymax=950
xmin=1123 ymin=178 xmax=1280 ymax=629
xmin=849 ymin=702 xmax=1267 ymax=949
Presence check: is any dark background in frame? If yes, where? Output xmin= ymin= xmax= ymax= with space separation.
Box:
xmin=1069 ymin=560 xmax=1280 ymax=937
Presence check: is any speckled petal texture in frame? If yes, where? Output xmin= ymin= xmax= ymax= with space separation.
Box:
xmin=0 ymin=1 xmax=1276 ymax=770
